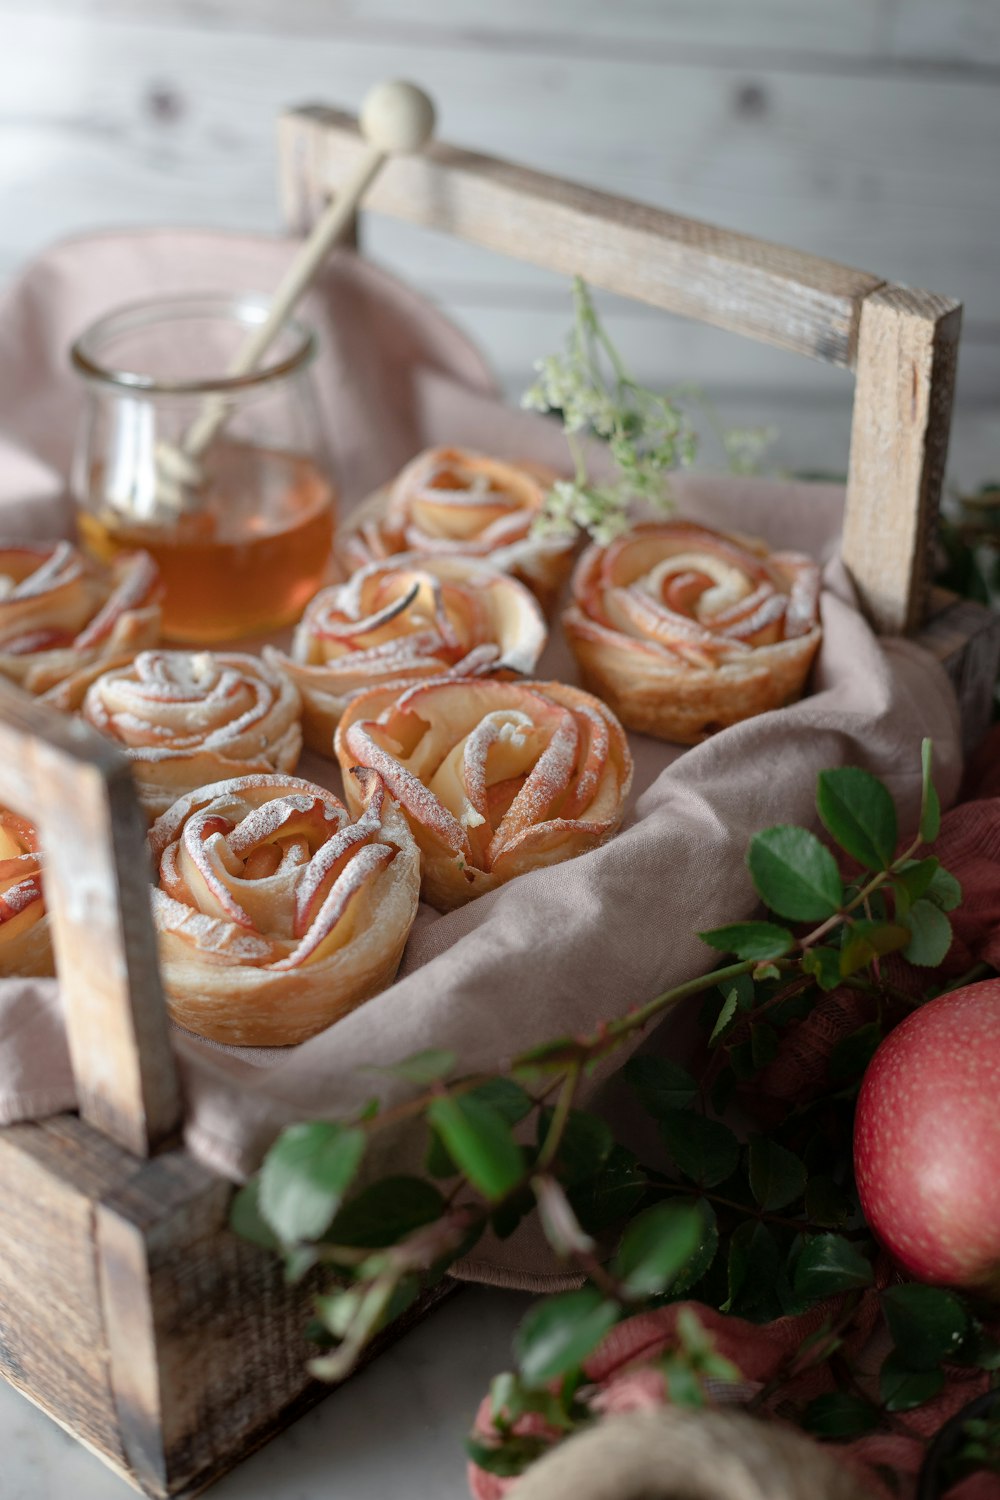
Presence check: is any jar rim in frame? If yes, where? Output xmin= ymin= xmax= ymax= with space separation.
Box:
xmin=69 ymin=293 xmax=317 ymax=395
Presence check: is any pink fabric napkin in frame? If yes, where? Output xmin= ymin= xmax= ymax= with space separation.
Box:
xmin=0 ymin=230 xmax=963 ymax=1289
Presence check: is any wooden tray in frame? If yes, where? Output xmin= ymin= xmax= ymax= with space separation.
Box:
xmin=0 ymin=101 xmax=997 ymax=1500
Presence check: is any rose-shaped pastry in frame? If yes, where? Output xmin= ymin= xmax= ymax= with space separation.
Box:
xmin=0 ymin=542 xmax=161 ymax=708
xmin=266 ymin=555 xmax=547 ymax=754
xmin=337 ymin=448 xmax=575 ymax=613
xmin=149 ymin=771 xmax=420 ymax=1046
xmin=563 ymin=521 xmax=822 ymax=745
xmin=83 ymin=650 xmax=303 ymax=820
xmin=0 ymin=808 xmax=52 ymax=977
xmin=335 ymin=677 xmax=633 ymax=912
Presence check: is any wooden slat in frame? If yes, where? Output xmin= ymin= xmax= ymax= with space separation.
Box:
xmin=917 ymin=593 xmax=1000 ymax=754
xmin=0 ymin=1120 xmax=133 ymax=1480
xmin=279 ymin=106 xmax=883 ymax=368
xmin=843 ymin=286 xmax=962 ymax=633
xmin=0 ymin=681 xmax=181 ymax=1157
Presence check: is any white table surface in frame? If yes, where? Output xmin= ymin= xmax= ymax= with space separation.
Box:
xmin=0 ymin=1285 xmax=533 ymax=1500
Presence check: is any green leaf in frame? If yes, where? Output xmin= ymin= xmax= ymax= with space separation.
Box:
xmin=466 ymin=1434 xmax=554 ymax=1478
xmin=425 ymin=1126 xmax=458 ymax=1180
xmin=748 ymin=1138 xmax=807 ymax=1212
xmin=803 ymin=1392 xmax=881 ymax=1440
xmin=920 ymin=739 xmax=942 ymax=843
xmin=537 ymin=1108 xmax=614 ymax=1187
xmin=709 ymin=987 xmax=739 ymax=1047
xmin=720 ymin=972 xmax=757 ymax=1012
xmin=804 ymin=1176 xmax=852 ymax=1229
xmin=258 ymin=1122 xmax=366 ymax=1243
xmin=828 ymin=1022 xmax=883 ymax=1085
xmin=428 ymin=1095 xmax=524 ymax=1202
xmin=327 ymin=1176 xmax=446 ymax=1248
xmin=794 ymin=1234 xmax=873 ymax=1299
xmin=881 ymin=1284 xmax=969 ymax=1370
xmin=490 ymin=1185 xmax=535 ymax=1242
xmin=817 ymin=766 xmax=898 ymax=871
xmin=623 ymin=1054 xmax=698 ymax=1114
xmin=568 ymin=1144 xmax=647 ymax=1234
xmin=904 ymin=899 xmax=953 ymax=966
xmin=727 ymin=1040 xmax=757 ymax=1081
xmin=747 ymin=826 xmax=843 ymax=922
xmin=659 ymin=1110 xmax=741 ymax=1189
xmin=893 ymin=856 xmax=939 ymax=909
xmin=467 ymin=1077 xmax=534 ymax=1126
xmin=612 ymin=1202 xmax=704 ymax=1297
xmin=514 ymin=1288 xmax=619 ymax=1388
xmin=670 ymin=1198 xmax=720 ymax=1295
xmin=839 ymin=920 xmax=910 ymax=977
xmin=925 ymin=864 xmax=962 ymax=913
xmin=724 ymin=1220 xmax=782 ymax=1319
xmin=362 ymin=1048 xmax=457 ymax=1086
xmin=879 ymin=1350 xmax=944 ymax=1412
xmin=699 ymin=922 xmax=793 ymax=961
xmin=801 ymin=946 xmax=843 ymax=991
xmin=229 ymin=1178 xmax=281 ymax=1251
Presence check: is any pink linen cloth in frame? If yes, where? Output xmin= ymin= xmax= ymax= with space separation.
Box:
xmin=0 ymin=230 xmax=963 ymax=1288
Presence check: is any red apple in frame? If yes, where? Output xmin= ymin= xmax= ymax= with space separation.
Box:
xmin=854 ymin=980 xmax=1000 ymax=1295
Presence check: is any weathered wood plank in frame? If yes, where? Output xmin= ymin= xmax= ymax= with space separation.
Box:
xmin=0 ymin=13 xmax=996 ymax=404
xmin=0 ymin=1120 xmax=131 ymax=1477
xmin=281 ymin=107 xmax=883 ymax=368
xmin=6 ymin=0 xmax=1000 ymax=69
xmin=0 ymin=681 xmax=182 ymax=1157
xmin=843 ymin=287 xmax=962 ymax=633
xmin=917 ymin=594 xmax=1000 ymax=755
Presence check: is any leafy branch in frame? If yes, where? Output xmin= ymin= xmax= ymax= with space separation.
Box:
xmin=232 ymin=740 xmax=999 ymax=1482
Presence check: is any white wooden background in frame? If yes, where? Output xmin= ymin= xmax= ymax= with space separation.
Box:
xmin=1 ymin=0 xmax=998 ymax=481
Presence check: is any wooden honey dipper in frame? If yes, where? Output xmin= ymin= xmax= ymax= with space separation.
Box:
xmin=153 ymin=79 xmax=436 ymax=517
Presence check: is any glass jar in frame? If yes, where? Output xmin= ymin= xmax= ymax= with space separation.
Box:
xmin=71 ymin=294 xmax=337 ymax=643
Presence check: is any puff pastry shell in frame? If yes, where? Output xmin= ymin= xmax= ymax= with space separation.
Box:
xmin=337 ymin=447 xmax=575 ymax=614
xmin=149 ymin=770 xmax=420 ymax=1046
xmin=0 ymin=542 xmax=161 ymax=708
xmin=84 ymin=649 xmax=303 ymax=819
xmin=563 ymin=521 xmax=822 ymax=744
xmin=267 ymin=554 xmax=546 ymax=753
xmin=336 ymin=677 xmax=632 ymax=912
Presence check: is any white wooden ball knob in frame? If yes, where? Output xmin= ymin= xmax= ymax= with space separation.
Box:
xmin=360 ymin=80 xmax=436 ymax=154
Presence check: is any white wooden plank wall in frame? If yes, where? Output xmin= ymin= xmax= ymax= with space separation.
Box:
xmin=0 ymin=0 xmax=997 ymax=480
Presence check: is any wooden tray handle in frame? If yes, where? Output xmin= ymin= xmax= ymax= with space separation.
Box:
xmin=278 ymin=104 xmax=961 ymax=634
xmin=0 ymin=680 xmax=181 ymax=1157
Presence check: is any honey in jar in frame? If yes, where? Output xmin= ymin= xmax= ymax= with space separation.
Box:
xmin=71 ymin=294 xmax=337 ymax=642
xmin=79 ymin=443 xmax=336 ymax=642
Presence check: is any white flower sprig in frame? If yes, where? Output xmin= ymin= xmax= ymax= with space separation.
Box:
xmin=522 ymin=277 xmax=698 ymax=544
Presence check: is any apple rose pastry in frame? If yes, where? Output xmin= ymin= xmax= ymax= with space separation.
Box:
xmin=338 ymin=447 xmax=575 ymax=613
xmin=149 ymin=771 xmax=420 ymax=1046
xmin=0 ymin=808 xmax=52 ymax=978
xmin=267 ymin=555 xmax=547 ymax=754
xmin=335 ymin=677 xmax=633 ymax=912
xmin=0 ymin=542 xmax=161 ymax=708
xmin=563 ymin=522 xmax=822 ymax=745
xmin=82 ymin=649 xmax=303 ymax=820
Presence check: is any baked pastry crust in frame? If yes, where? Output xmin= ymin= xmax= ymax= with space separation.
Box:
xmin=267 ymin=554 xmax=547 ymax=754
xmin=83 ymin=649 xmax=303 ymax=820
xmin=563 ymin=521 xmax=822 ymax=744
xmin=149 ymin=770 xmax=420 ymax=1047
xmin=0 ymin=808 xmax=53 ymax=978
xmin=0 ymin=542 xmax=161 ymax=708
xmin=335 ymin=676 xmax=633 ymax=912
xmin=337 ymin=447 xmax=575 ymax=614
